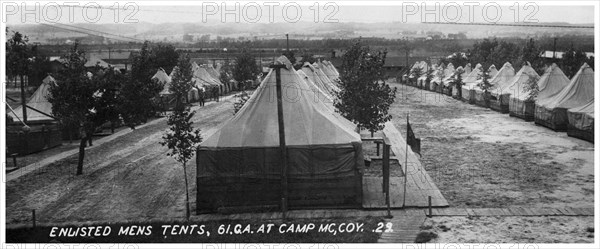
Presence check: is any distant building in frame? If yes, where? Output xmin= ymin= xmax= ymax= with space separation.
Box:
xmin=539 ymin=50 xmax=594 ymax=59
xmin=447 ymin=33 xmax=467 ymax=40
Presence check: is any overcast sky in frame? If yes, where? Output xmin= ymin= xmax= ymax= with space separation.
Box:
xmin=3 ymin=1 xmax=596 ymax=25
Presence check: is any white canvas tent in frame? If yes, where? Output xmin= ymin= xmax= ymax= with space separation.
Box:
xmin=460 ymin=63 xmax=483 ymax=101
xmin=567 ymin=99 xmax=594 ymax=142
xmin=535 ymin=63 xmax=570 ymax=103
xmin=196 ymin=56 xmax=364 ymax=212
xmin=9 ymin=75 xmax=57 ymax=122
xmin=535 ymin=63 xmax=594 ymax=130
xmin=507 ymin=64 xmax=541 ymax=120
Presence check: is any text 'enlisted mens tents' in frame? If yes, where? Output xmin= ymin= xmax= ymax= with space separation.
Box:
xmin=535 ymin=63 xmax=594 ymax=131
xmin=507 ymin=63 xmax=541 ymax=121
xmin=196 ymin=56 xmax=365 ymax=213
xmin=567 ymin=99 xmax=594 ymax=143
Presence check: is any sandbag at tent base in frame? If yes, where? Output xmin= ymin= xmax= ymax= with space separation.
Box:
xmin=509 ymin=100 xmax=535 ymax=121
xmin=489 ymin=99 xmax=509 ymax=113
xmin=196 ymin=176 xmax=363 ymax=213
xmin=423 ymin=81 xmax=431 ymax=91
xmin=429 ymin=82 xmax=438 ymax=92
xmin=534 ymin=107 xmax=568 ymax=131
xmin=473 ymin=91 xmax=491 ymax=108
xmin=6 ymin=122 xmax=62 ymax=155
xmin=443 ymin=86 xmax=452 ymax=96
xmin=509 ymin=110 xmax=535 ymax=121
xmin=461 ymin=89 xmax=476 ymax=104
xmin=567 ymin=124 xmax=594 ymax=143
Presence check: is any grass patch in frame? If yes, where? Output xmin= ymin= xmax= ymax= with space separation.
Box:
xmin=6 ymin=216 xmax=383 ymax=243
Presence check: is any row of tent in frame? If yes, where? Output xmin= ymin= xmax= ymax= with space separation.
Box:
xmin=405 ymin=61 xmax=594 ymax=143
xmin=195 ymin=57 xmax=385 ymax=212
xmin=9 ymin=58 xmax=342 ymax=123
xmin=9 ymin=63 xmax=230 ymax=122
xmin=151 ymin=62 xmax=234 ymax=105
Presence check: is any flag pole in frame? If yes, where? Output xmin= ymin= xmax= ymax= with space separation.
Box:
xmin=403 ymin=112 xmax=409 ymax=208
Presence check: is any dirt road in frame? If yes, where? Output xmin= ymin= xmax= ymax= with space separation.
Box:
xmin=6 ymin=97 xmax=237 ymax=224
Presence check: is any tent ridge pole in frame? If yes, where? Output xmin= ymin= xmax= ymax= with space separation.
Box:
xmin=271 ymin=64 xmax=288 ymax=219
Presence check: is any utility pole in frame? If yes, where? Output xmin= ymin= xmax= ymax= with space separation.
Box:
xmin=553 ymin=37 xmax=558 ymax=60
xmin=286 ymin=34 xmax=289 ymax=52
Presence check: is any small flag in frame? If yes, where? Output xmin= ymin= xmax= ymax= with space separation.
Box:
xmin=407 ymin=116 xmax=421 ymax=156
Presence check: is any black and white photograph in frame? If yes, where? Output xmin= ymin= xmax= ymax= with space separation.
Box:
xmin=1 ymin=0 xmax=598 ymax=247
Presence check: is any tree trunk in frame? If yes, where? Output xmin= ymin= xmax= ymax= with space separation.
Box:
xmin=77 ymin=136 xmax=87 ymax=175
xmin=20 ymin=75 xmax=27 ymax=124
xmin=183 ymin=162 xmax=191 ymax=219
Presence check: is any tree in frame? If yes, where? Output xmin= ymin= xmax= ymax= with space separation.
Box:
xmin=95 ymin=68 xmax=124 ymax=133
xmin=6 ymin=31 xmax=34 ymax=122
xmin=48 ymin=41 xmax=119 ymax=175
xmin=334 ymin=41 xmax=397 ymax=134
xmin=424 ymin=66 xmax=435 ymax=89
xmin=520 ymin=38 xmax=544 ymax=74
xmin=561 ymin=46 xmax=588 ymax=78
xmin=450 ymin=67 xmax=465 ymax=99
xmin=152 ymin=44 xmax=179 ymax=74
xmin=470 ymin=38 xmax=498 ymax=65
xmin=232 ymin=90 xmax=250 ymax=114
xmin=160 ymin=72 xmax=202 ymax=219
xmin=447 ymin=52 xmax=469 ymax=69
xmin=232 ymin=51 xmax=260 ymax=84
xmin=410 ymin=67 xmax=423 ymax=85
xmin=523 ymin=73 xmax=541 ymax=102
xmin=119 ymin=41 xmax=167 ymax=127
xmin=477 ymin=68 xmax=493 ymax=106
xmin=170 ymin=54 xmax=194 ymax=109
xmin=299 ymin=52 xmax=316 ymax=65
xmin=219 ymin=63 xmax=233 ymax=90
xmin=282 ymin=50 xmax=296 ymax=65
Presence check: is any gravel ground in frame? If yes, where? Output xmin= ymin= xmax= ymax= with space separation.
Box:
xmin=389 ymin=83 xmax=594 ymax=209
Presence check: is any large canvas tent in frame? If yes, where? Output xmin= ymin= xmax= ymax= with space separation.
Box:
xmin=488 ymin=62 xmax=517 ymax=112
xmin=535 ymin=63 xmax=571 ymax=103
xmin=443 ymin=66 xmax=462 ymax=96
xmin=507 ymin=64 xmax=540 ymax=120
xmin=203 ymin=64 xmax=230 ymax=92
xmin=301 ymin=62 xmax=339 ymax=96
xmin=6 ymin=75 xmax=62 ymax=155
xmin=192 ymin=64 xmax=224 ymax=95
xmin=10 ymin=75 xmax=57 ymax=122
xmin=460 ymin=63 xmax=483 ymax=102
xmin=430 ymin=63 xmax=450 ymax=91
xmin=535 ymin=63 xmax=594 ymax=130
xmin=323 ymin=60 xmax=340 ymax=78
xmin=567 ymin=99 xmax=594 ymax=142
xmin=470 ymin=64 xmax=498 ymax=106
xmin=196 ymin=57 xmax=364 ymax=213
xmin=318 ymin=61 xmax=338 ymax=82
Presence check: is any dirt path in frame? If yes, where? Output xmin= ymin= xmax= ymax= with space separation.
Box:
xmin=388 ymin=83 xmax=594 ymax=209
xmin=6 ymin=97 xmax=237 ymax=224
